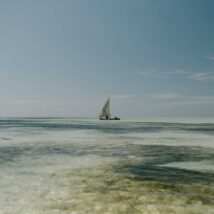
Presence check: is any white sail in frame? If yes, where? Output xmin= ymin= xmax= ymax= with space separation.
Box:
xmin=99 ymin=98 xmax=111 ymax=119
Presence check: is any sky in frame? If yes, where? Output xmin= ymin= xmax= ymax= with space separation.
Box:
xmin=0 ymin=0 xmax=214 ymax=117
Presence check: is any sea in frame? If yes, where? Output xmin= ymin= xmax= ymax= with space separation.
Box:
xmin=0 ymin=117 xmax=214 ymax=214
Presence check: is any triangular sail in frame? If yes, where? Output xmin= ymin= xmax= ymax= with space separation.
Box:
xmin=99 ymin=98 xmax=111 ymax=119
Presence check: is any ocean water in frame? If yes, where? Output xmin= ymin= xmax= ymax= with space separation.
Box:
xmin=0 ymin=118 xmax=214 ymax=214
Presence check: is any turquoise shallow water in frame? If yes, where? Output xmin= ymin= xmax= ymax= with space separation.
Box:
xmin=0 ymin=118 xmax=214 ymax=214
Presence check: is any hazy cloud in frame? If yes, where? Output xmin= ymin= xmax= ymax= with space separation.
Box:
xmin=112 ymin=94 xmax=134 ymax=99
xmin=11 ymin=99 xmax=44 ymax=104
xmin=150 ymin=93 xmax=179 ymax=100
xmin=138 ymin=68 xmax=214 ymax=81
xmin=149 ymin=93 xmax=214 ymax=105
xmin=169 ymin=69 xmax=214 ymax=81
xmin=138 ymin=68 xmax=169 ymax=79
xmin=205 ymin=55 xmax=214 ymax=60
xmin=139 ymin=68 xmax=214 ymax=81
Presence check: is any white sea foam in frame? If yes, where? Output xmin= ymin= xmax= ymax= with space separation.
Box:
xmin=0 ymin=152 xmax=116 ymax=214
xmin=122 ymin=131 xmax=214 ymax=148
xmin=161 ymin=161 xmax=214 ymax=173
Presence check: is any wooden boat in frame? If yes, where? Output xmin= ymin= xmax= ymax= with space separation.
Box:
xmin=99 ymin=98 xmax=120 ymax=120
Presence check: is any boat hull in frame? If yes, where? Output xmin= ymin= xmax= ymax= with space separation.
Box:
xmin=99 ymin=118 xmax=120 ymax=120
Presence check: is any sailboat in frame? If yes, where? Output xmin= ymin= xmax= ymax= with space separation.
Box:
xmin=99 ymin=98 xmax=120 ymax=120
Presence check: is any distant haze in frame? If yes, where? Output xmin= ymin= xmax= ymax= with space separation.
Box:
xmin=0 ymin=0 xmax=214 ymax=117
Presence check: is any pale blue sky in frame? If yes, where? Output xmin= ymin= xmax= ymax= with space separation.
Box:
xmin=0 ymin=0 xmax=214 ymax=117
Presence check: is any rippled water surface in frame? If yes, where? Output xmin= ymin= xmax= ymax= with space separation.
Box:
xmin=0 ymin=118 xmax=214 ymax=214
